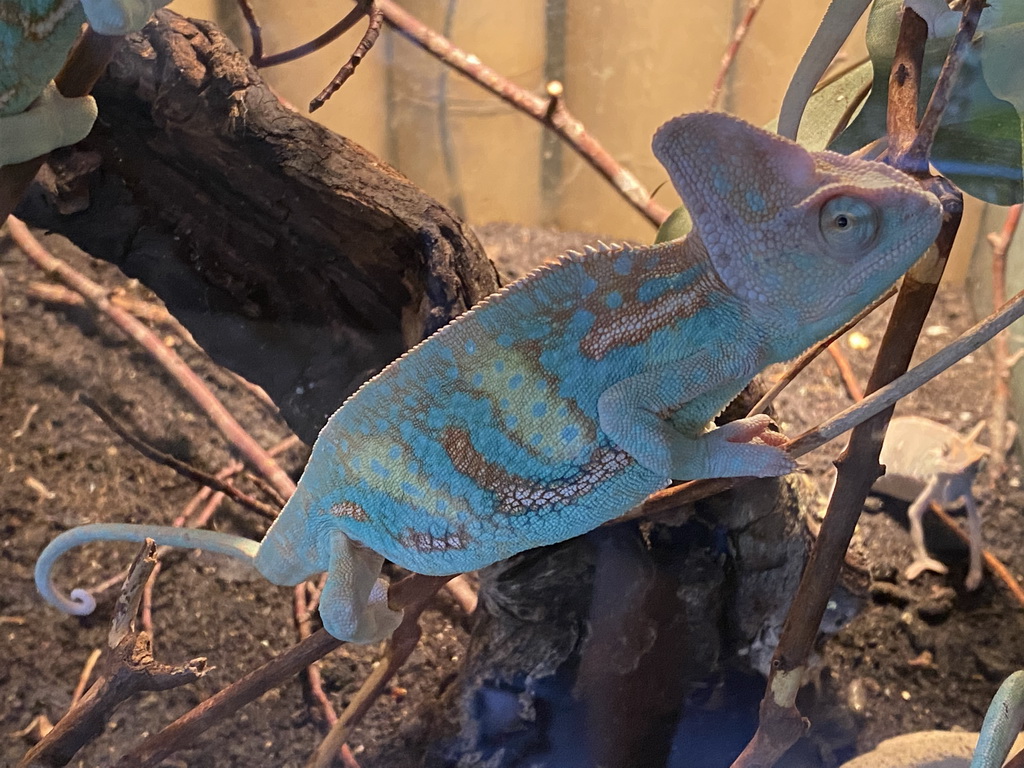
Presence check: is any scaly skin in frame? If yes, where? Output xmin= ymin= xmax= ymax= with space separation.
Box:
xmin=0 ymin=0 xmax=168 ymax=166
xmin=35 ymin=113 xmax=943 ymax=643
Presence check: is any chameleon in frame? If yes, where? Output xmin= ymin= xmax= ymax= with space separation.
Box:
xmin=874 ymin=415 xmax=988 ymax=590
xmin=34 ymin=112 xmax=943 ymax=644
xmin=0 ymin=0 xmax=170 ymax=167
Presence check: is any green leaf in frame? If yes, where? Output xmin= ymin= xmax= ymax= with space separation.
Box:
xmin=654 ymin=204 xmax=692 ymax=244
xmin=831 ymin=0 xmax=1024 ymax=205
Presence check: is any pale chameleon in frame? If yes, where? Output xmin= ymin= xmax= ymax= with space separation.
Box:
xmin=0 ymin=0 xmax=170 ymax=167
xmin=35 ymin=113 xmax=943 ymax=643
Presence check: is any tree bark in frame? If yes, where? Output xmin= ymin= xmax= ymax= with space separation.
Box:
xmin=16 ymin=10 xmax=498 ymax=442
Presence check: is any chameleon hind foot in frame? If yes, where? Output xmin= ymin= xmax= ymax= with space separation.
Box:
xmin=318 ymin=532 xmax=403 ymax=643
xmin=0 ymin=83 xmax=97 ymax=167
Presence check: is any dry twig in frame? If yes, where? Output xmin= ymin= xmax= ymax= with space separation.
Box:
xmin=18 ymin=541 xmax=207 ymax=768
xmin=747 ymin=287 xmax=896 ymax=416
xmin=826 ymin=344 xmax=864 ymax=402
xmin=78 ymin=394 xmax=279 ymax=519
xmin=310 ymin=2 xmax=383 ymax=112
xmin=374 ymin=0 xmax=668 ymax=227
xmin=987 ymin=204 xmax=1023 ymax=481
xmin=707 ymin=0 xmax=766 ymax=109
xmin=7 ymin=216 xmax=296 ymax=498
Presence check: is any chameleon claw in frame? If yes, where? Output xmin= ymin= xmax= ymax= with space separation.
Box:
xmin=904 ymin=556 xmax=949 ymax=581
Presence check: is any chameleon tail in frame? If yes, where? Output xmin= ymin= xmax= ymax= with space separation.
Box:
xmin=971 ymin=670 xmax=1024 ymax=768
xmin=35 ymin=524 xmax=261 ymax=616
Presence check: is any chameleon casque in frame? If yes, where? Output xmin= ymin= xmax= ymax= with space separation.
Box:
xmin=35 ymin=113 xmax=943 ymax=643
xmin=0 ymin=0 xmax=170 ymax=167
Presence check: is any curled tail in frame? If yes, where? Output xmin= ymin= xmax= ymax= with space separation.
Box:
xmin=35 ymin=524 xmax=262 ymax=616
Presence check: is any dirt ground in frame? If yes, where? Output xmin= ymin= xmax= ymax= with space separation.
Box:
xmin=2 ymin=222 xmax=1023 ymax=768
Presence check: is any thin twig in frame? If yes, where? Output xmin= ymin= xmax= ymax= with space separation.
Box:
xmin=69 ymin=650 xmax=102 ymax=709
xmin=91 ymin=436 xmax=300 ymax=604
xmin=748 ymin=287 xmax=896 ymax=416
xmin=826 ymin=345 xmax=864 ymax=402
xmin=898 ymin=0 xmax=985 ymax=171
xmin=376 ymin=0 xmax=669 ymax=227
xmin=707 ymin=0 xmax=766 ymax=110
xmin=987 ymin=205 xmax=1023 ymax=482
xmin=310 ymin=3 xmax=383 ymax=112
xmin=252 ymin=1 xmax=370 ymax=67
xmin=28 ymin=281 xmax=176 ymax=325
xmin=6 ymin=216 xmax=296 ymax=499
xmin=78 ymin=394 xmax=279 ymax=520
xmin=445 ymin=574 xmax=478 ymax=615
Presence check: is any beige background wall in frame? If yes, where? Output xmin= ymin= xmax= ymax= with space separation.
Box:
xmin=168 ymin=1 xmax=984 ymax=267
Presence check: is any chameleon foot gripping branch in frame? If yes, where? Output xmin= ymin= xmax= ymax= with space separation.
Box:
xmin=33 ymin=112 xmax=942 ymax=643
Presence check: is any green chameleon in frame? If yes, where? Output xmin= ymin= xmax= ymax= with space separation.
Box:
xmin=35 ymin=112 xmax=942 ymax=643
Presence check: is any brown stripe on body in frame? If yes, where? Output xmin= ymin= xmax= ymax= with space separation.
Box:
xmin=543 ymin=241 xmax=720 ymax=362
xmin=442 ymin=427 xmax=633 ymax=516
xmin=0 ymin=0 xmax=79 ymax=40
xmin=399 ymin=525 xmax=471 ymax=554
xmin=581 ymin=287 xmax=711 ymax=360
xmin=328 ymin=500 xmax=370 ymax=522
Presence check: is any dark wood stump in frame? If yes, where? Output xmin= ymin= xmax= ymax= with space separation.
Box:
xmin=16 ymin=10 xmax=498 ymax=442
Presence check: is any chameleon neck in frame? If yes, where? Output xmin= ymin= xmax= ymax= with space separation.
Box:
xmin=34 ymin=523 xmax=261 ymax=615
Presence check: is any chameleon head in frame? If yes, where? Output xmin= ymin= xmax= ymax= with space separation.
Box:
xmin=653 ymin=113 xmax=943 ymax=351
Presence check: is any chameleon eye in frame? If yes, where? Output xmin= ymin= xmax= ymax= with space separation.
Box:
xmin=819 ymin=196 xmax=880 ymax=254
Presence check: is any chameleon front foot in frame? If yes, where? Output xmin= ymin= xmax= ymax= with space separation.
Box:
xmin=674 ymin=415 xmax=797 ymax=480
xmin=904 ymin=554 xmax=949 ymax=582
xmin=0 ymin=83 xmax=97 ymax=167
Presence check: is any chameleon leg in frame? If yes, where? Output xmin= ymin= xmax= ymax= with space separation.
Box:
xmin=318 ymin=531 xmax=403 ymax=643
xmin=598 ymin=362 xmax=794 ymax=481
xmin=904 ymin=477 xmax=950 ymax=581
xmin=0 ymin=84 xmax=97 ymax=167
xmin=963 ymin=493 xmax=985 ymax=591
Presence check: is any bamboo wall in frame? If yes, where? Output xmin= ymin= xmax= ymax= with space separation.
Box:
xmin=168 ymin=0 xmax=980 ymax=268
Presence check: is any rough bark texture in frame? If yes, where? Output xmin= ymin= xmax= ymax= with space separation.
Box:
xmin=16 ymin=10 xmax=498 ymax=443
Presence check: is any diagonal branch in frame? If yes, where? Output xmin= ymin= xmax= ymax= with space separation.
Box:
xmin=375 ymin=0 xmax=669 ymax=227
